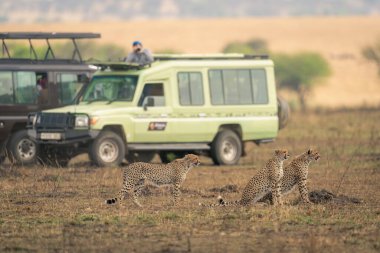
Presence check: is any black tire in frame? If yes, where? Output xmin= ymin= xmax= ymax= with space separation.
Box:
xmin=7 ymin=130 xmax=38 ymax=165
xmin=211 ymin=130 xmax=242 ymax=165
xmin=126 ymin=151 xmax=156 ymax=163
xmin=89 ymin=131 xmax=125 ymax=167
xmin=38 ymin=146 xmax=72 ymax=167
xmin=159 ymin=151 xmax=188 ymax=163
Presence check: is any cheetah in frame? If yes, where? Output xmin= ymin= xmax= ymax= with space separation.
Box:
xmin=260 ymin=149 xmax=320 ymax=204
xmin=204 ymin=149 xmax=289 ymax=207
xmin=105 ymin=154 xmax=200 ymax=207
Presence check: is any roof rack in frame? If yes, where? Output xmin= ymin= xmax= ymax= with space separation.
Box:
xmin=154 ymin=54 xmax=269 ymax=61
xmin=90 ymin=62 xmax=150 ymax=71
xmin=1 ymin=32 xmax=101 ymax=62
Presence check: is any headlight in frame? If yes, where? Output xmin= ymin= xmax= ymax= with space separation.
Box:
xmin=75 ymin=115 xmax=89 ymax=128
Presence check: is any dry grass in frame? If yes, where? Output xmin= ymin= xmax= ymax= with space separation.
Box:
xmin=1 ymin=108 xmax=380 ymax=252
xmin=2 ymin=16 xmax=380 ymax=108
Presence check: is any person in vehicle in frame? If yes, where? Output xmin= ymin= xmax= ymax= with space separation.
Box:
xmin=125 ymin=41 xmax=154 ymax=65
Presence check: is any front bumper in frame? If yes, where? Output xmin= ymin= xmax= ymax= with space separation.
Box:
xmin=28 ymin=129 xmax=100 ymax=145
xmin=27 ymin=112 xmax=100 ymax=145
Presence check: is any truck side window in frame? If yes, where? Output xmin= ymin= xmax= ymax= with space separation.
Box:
xmin=209 ymin=69 xmax=269 ymax=105
xmin=178 ymin=72 xmax=204 ymax=106
xmin=14 ymin=71 xmax=39 ymax=104
xmin=138 ymin=83 xmax=165 ymax=107
xmin=0 ymin=71 xmax=14 ymax=104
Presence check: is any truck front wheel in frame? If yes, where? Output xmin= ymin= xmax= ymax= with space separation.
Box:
xmin=89 ymin=131 xmax=125 ymax=167
xmin=211 ymin=130 xmax=242 ymax=165
xmin=7 ymin=130 xmax=38 ymax=165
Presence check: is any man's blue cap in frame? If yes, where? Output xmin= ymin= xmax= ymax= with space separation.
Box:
xmin=132 ymin=41 xmax=142 ymax=46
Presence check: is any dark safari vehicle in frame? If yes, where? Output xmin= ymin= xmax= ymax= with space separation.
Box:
xmin=0 ymin=32 xmax=100 ymax=165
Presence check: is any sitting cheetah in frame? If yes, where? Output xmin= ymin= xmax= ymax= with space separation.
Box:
xmin=260 ymin=149 xmax=320 ymax=204
xmin=105 ymin=154 xmax=200 ymax=207
xmin=204 ymin=149 xmax=289 ymax=207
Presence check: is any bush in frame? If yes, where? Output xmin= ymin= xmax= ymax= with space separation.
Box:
xmin=273 ymin=52 xmax=331 ymax=112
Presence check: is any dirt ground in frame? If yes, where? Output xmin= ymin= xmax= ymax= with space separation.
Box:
xmin=0 ymin=109 xmax=380 ymax=252
xmin=3 ymin=16 xmax=380 ymax=108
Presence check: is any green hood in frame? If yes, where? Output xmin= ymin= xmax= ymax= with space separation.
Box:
xmin=44 ymin=102 xmax=135 ymax=116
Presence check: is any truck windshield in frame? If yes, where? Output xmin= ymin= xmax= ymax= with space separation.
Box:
xmin=82 ymin=75 xmax=138 ymax=102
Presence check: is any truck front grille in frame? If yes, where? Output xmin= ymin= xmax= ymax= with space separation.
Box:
xmin=35 ymin=112 xmax=75 ymax=130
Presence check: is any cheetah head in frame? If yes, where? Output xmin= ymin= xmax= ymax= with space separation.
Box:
xmin=184 ymin=154 xmax=201 ymax=166
xmin=307 ymin=149 xmax=321 ymax=161
xmin=275 ymin=149 xmax=290 ymax=160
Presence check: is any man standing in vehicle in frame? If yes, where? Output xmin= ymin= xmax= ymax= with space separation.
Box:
xmin=125 ymin=41 xmax=154 ymax=65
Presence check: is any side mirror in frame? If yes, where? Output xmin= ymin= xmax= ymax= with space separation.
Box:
xmin=143 ymin=97 xmax=154 ymax=111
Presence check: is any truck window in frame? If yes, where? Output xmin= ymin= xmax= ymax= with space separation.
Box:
xmin=138 ymin=83 xmax=165 ymax=107
xmin=57 ymin=73 xmax=89 ymax=105
xmin=0 ymin=71 xmax=13 ymax=104
xmin=209 ymin=69 xmax=268 ymax=105
xmin=0 ymin=71 xmax=49 ymax=105
xmin=251 ymin=69 xmax=268 ymax=104
xmin=178 ymin=72 xmax=204 ymax=106
xmin=82 ymin=75 xmax=138 ymax=102
xmin=14 ymin=71 xmax=38 ymax=104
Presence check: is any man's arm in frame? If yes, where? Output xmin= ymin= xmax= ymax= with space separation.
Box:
xmin=125 ymin=52 xmax=135 ymax=63
xmin=142 ymin=49 xmax=154 ymax=63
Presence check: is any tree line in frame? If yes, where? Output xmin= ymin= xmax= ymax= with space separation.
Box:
xmin=4 ymin=38 xmax=380 ymax=111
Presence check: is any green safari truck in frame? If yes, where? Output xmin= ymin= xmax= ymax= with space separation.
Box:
xmin=27 ymin=54 xmax=288 ymax=167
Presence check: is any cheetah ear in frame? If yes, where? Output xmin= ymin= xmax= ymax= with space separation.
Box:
xmin=308 ymin=149 xmax=312 ymax=154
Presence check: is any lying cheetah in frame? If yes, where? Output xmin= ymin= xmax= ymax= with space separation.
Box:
xmin=106 ymin=154 xmax=200 ymax=207
xmin=260 ymin=149 xmax=320 ymax=204
xmin=204 ymin=149 xmax=289 ymax=207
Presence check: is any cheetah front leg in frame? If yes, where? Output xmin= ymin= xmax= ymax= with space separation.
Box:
xmin=171 ymin=183 xmax=181 ymax=206
xmin=271 ymin=181 xmax=283 ymax=206
xmin=132 ymin=180 xmax=145 ymax=207
xmin=297 ymin=178 xmax=311 ymax=204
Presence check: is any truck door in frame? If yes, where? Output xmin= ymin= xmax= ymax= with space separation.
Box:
xmin=133 ymin=82 xmax=174 ymax=143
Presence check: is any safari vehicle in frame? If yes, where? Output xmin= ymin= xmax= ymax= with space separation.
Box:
xmin=28 ymin=54 xmax=289 ymax=167
xmin=0 ymin=32 xmax=99 ymax=165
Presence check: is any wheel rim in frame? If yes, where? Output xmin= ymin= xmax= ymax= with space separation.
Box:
xmin=99 ymin=140 xmax=119 ymax=163
xmin=221 ymin=138 xmax=237 ymax=162
xmin=17 ymin=138 xmax=36 ymax=161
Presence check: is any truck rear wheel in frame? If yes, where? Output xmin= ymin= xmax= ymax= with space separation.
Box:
xmin=7 ymin=130 xmax=38 ymax=165
xmin=89 ymin=131 xmax=125 ymax=167
xmin=211 ymin=130 xmax=242 ymax=165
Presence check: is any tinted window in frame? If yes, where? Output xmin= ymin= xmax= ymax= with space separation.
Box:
xmin=14 ymin=71 xmax=38 ymax=104
xmin=178 ymin=72 xmax=204 ymax=106
xmin=0 ymin=71 xmax=13 ymax=104
xmin=138 ymin=83 xmax=165 ymax=107
xmin=209 ymin=70 xmax=224 ymax=105
xmin=251 ymin=69 xmax=268 ymax=104
xmin=57 ymin=73 xmax=89 ymax=105
xmin=0 ymin=71 xmax=40 ymax=105
xmin=209 ymin=69 xmax=268 ymax=105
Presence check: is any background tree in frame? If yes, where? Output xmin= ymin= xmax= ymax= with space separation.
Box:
xmin=362 ymin=40 xmax=380 ymax=75
xmin=273 ymin=52 xmax=331 ymax=112
xmin=222 ymin=38 xmax=269 ymax=54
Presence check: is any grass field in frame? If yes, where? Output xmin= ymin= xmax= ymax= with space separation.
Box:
xmin=0 ymin=108 xmax=379 ymax=252
xmin=2 ymin=16 xmax=380 ymax=108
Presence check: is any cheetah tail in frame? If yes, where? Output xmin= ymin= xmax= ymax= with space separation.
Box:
xmin=198 ymin=195 xmax=226 ymax=207
xmin=105 ymin=198 xmax=118 ymax=205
